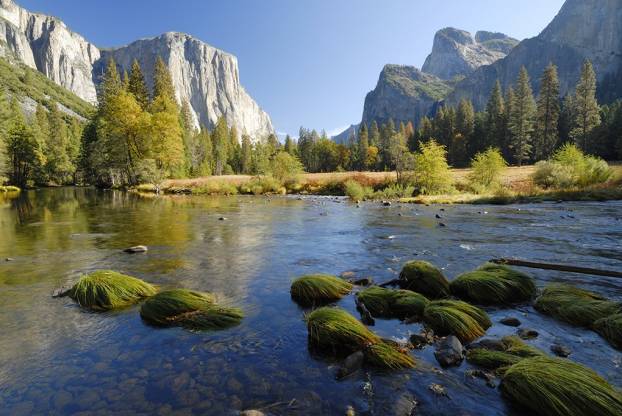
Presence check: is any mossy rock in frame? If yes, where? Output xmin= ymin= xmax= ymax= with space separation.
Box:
xmin=68 ymin=270 xmax=157 ymax=311
xmin=356 ymin=286 xmax=429 ymax=319
xmin=140 ymin=289 xmax=243 ymax=331
xmin=423 ymin=300 xmax=491 ymax=343
xmin=306 ymin=307 xmax=415 ymax=370
xmin=399 ymin=260 xmax=450 ymax=299
xmin=500 ymin=356 xmax=622 ymax=416
xmin=594 ymin=314 xmax=622 ymax=350
xmin=450 ymin=263 xmax=536 ymax=305
xmin=467 ymin=336 xmax=545 ymax=374
xmin=535 ymin=284 xmax=621 ymax=327
xmin=290 ymin=274 xmax=353 ymax=306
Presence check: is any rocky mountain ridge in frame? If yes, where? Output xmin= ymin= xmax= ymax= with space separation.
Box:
xmin=0 ymin=0 xmax=273 ymax=138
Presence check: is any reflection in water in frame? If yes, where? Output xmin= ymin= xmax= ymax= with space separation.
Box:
xmin=0 ymin=188 xmax=621 ymax=415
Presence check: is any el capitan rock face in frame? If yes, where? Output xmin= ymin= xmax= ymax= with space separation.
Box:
xmin=422 ymin=28 xmax=517 ymax=80
xmin=0 ymin=0 xmax=273 ymax=138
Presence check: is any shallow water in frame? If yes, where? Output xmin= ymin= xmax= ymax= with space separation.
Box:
xmin=0 ymin=188 xmax=621 ymax=415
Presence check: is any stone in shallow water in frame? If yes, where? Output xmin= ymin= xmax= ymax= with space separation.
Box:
xmin=434 ymin=335 xmax=464 ymax=367
xmin=123 ymin=245 xmax=148 ymax=253
xmin=500 ymin=317 xmax=522 ymax=327
xmin=517 ymin=328 xmax=539 ymax=340
xmin=550 ymin=344 xmax=571 ymax=357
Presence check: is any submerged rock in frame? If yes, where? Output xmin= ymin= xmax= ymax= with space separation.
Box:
xmin=517 ymin=328 xmax=539 ymax=340
xmin=124 ymin=245 xmax=148 ymax=253
xmin=500 ymin=317 xmax=522 ymax=327
xmin=434 ymin=336 xmax=464 ymax=367
xmin=336 ymin=351 xmax=365 ymax=380
xmin=410 ymin=330 xmax=434 ymax=349
xmin=550 ymin=344 xmax=571 ymax=357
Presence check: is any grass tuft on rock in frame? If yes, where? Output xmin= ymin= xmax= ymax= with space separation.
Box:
xmin=450 ymin=263 xmax=536 ymax=305
xmin=500 ymin=356 xmax=622 ymax=416
xmin=356 ymin=287 xmax=429 ymax=319
xmin=535 ymin=284 xmax=621 ymax=327
xmin=467 ymin=336 xmax=544 ymax=373
xmin=398 ymin=260 xmax=450 ymax=299
xmin=290 ymin=274 xmax=353 ymax=306
xmin=140 ymin=289 xmax=243 ymax=331
xmin=306 ymin=307 xmax=415 ymax=370
xmin=423 ymin=300 xmax=491 ymax=343
xmin=594 ymin=314 xmax=622 ymax=350
xmin=68 ymin=270 xmax=157 ymax=311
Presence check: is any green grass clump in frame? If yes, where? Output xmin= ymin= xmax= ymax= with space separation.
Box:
xmin=356 ymin=286 xmax=429 ymax=319
xmin=594 ymin=314 xmax=622 ymax=350
xmin=535 ymin=284 xmax=621 ymax=327
xmin=423 ymin=300 xmax=491 ymax=343
xmin=399 ymin=260 xmax=450 ymax=299
xmin=68 ymin=270 xmax=157 ymax=311
xmin=290 ymin=274 xmax=353 ymax=306
xmin=140 ymin=289 xmax=243 ymax=331
xmin=467 ymin=336 xmax=544 ymax=374
xmin=306 ymin=307 xmax=415 ymax=370
xmin=501 ymin=356 xmax=622 ymax=416
xmin=450 ymin=263 xmax=536 ymax=305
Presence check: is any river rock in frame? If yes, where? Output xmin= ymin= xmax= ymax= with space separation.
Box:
xmin=391 ymin=392 xmax=418 ymax=415
xmin=123 ymin=245 xmax=148 ymax=253
xmin=465 ymin=369 xmax=496 ymax=388
xmin=336 ymin=351 xmax=365 ymax=380
xmin=434 ymin=336 xmax=464 ymax=367
xmin=550 ymin=344 xmax=571 ymax=357
xmin=500 ymin=317 xmax=522 ymax=327
xmin=467 ymin=338 xmax=505 ymax=351
xmin=240 ymin=411 xmax=265 ymax=416
xmin=410 ymin=330 xmax=434 ymax=349
xmin=517 ymin=328 xmax=539 ymax=340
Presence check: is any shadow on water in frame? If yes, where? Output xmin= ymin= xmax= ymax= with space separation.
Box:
xmin=0 ymin=188 xmax=621 ymax=415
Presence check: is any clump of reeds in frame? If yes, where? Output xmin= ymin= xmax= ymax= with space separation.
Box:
xmin=422 ymin=299 xmax=491 ymax=343
xmin=290 ymin=274 xmax=353 ymax=306
xmin=68 ymin=270 xmax=157 ymax=311
xmin=306 ymin=307 xmax=415 ymax=370
xmin=500 ymin=356 xmax=622 ymax=416
xmin=466 ymin=335 xmax=544 ymax=374
xmin=450 ymin=263 xmax=536 ymax=305
xmin=398 ymin=260 xmax=450 ymax=299
xmin=356 ymin=286 xmax=429 ymax=319
xmin=594 ymin=314 xmax=622 ymax=350
xmin=140 ymin=289 xmax=243 ymax=331
xmin=535 ymin=284 xmax=621 ymax=327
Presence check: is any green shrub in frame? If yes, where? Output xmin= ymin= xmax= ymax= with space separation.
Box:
xmin=269 ymin=151 xmax=304 ymax=181
xmin=306 ymin=307 xmax=416 ymax=369
xmin=344 ymin=179 xmax=373 ymax=201
xmin=68 ymin=270 xmax=157 ymax=311
xmin=372 ymin=183 xmax=415 ymax=200
xmin=468 ymin=148 xmax=507 ymax=192
xmin=533 ymin=144 xmax=613 ymax=189
xmin=500 ymin=356 xmax=622 ymax=416
xmin=239 ymin=176 xmax=284 ymax=195
xmin=290 ymin=274 xmax=353 ymax=306
xmin=191 ymin=181 xmax=239 ymax=195
xmin=423 ymin=299 xmax=491 ymax=343
xmin=412 ymin=139 xmax=454 ymax=195
xmin=450 ymin=263 xmax=536 ymax=305
xmin=398 ymin=260 xmax=450 ymax=299
xmin=140 ymin=289 xmax=243 ymax=331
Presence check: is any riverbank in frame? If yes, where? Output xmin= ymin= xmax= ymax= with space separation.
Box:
xmin=141 ymin=164 xmax=622 ymax=205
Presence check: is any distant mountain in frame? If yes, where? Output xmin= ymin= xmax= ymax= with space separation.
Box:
xmin=422 ymin=28 xmax=518 ymax=80
xmin=0 ymin=0 xmax=273 ymax=138
xmin=358 ymin=0 xmax=622 ymax=131
xmin=331 ymin=124 xmax=359 ymax=144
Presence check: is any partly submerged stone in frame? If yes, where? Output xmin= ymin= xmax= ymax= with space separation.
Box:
xmin=466 ymin=336 xmax=544 ymax=374
xmin=290 ymin=274 xmax=353 ymax=306
xmin=140 ymin=289 xmax=243 ymax=331
xmin=500 ymin=356 xmax=622 ymax=416
xmin=306 ymin=307 xmax=415 ymax=370
xmin=450 ymin=263 xmax=536 ymax=305
xmin=68 ymin=270 xmax=157 ymax=311
xmin=398 ymin=260 xmax=450 ymax=299
xmin=434 ymin=335 xmax=464 ymax=367
xmin=423 ymin=299 xmax=491 ymax=343
xmin=124 ymin=245 xmax=148 ymax=253
xmin=356 ymin=286 xmax=429 ymax=319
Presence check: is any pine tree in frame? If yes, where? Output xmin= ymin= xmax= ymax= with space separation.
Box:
xmin=534 ymin=63 xmax=560 ymax=160
xmin=240 ymin=134 xmax=252 ymax=174
xmin=212 ymin=116 xmax=229 ymax=175
xmin=128 ymin=59 xmax=150 ymax=110
xmin=99 ymin=58 xmax=122 ymax=109
xmin=180 ymin=100 xmax=196 ymax=175
xmin=284 ymin=134 xmax=297 ymax=155
xmin=45 ymin=102 xmax=73 ymax=184
xmin=485 ymin=80 xmax=505 ymax=151
xmin=508 ymin=68 xmax=536 ymax=165
xmin=194 ymin=126 xmax=212 ymax=176
xmin=153 ymin=56 xmax=176 ymax=103
xmin=369 ymin=120 xmax=380 ymax=147
xmin=419 ymin=116 xmax=434 ymax=141
xmin=32 ymin=103 xmax=49 ymax=182
xmin=502 ymin=86 xmax=515 ymax=161
xmin=6 ymin=100 xmax=44 ymax=187
xmin=228 ymin=125 xmax=241 ymax=173
xmin=357 ymin=123 xmax=369 ymax=171
xmin=571 ymin=60 xmax=601 ymax=151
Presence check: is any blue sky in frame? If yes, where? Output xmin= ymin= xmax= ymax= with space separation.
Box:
xmin=21 ymin=0 xmax=565 ymax=137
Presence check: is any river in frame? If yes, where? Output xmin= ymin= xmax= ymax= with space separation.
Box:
xmin=1 ymin=188 xmax=621 ymax=415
